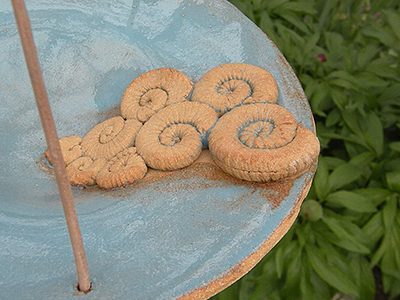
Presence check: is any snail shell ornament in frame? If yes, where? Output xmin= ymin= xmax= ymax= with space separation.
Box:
xmin=45 ymin=135 xmax=83 ymax=166
xmin=80 ymin=116 xmax=142 ymax=161
xmin=191 ymin=63 xmax=279 ymax=116
xmin=65 ymin=156 xmax=107 ymax=187
xmin=135 ymin=101 xmax=218 ymax=171
xmin=96 ymin=147 xmax=148 ymax=189
xmin=120 ymin=68 xmax=193 ymax=123
xmin=208 ymin=103 xmax=320 ymax=182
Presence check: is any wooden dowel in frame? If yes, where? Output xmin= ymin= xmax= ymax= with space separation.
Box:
xmin=11 ymin=0 xmax=91 ymax=293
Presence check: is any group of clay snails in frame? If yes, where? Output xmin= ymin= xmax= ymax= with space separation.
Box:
xmin=44 ymin=63 xmax=320 ymax=189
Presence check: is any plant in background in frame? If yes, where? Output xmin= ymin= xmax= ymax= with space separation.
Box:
xmin=212 ymin=0 xmax=400 ymax=299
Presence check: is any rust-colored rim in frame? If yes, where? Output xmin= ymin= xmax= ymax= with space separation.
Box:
xmin=178 ymin=175 xmax=313 ymax=300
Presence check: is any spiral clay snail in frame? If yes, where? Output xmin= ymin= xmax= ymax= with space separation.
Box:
xmin=44 ymin=135 xmax=83 ymax=166
xmin=65 ymin=156 xmax=107 ymax=187
xmin=135 ymin=101 xmax=218 ymax=171
xmin=96 ymin=147 xmax=147 ymax=189
xmin=208 ymin=103 xmax=320 ymax=182
xmin=80 ymin=116 xmax=142 ymax=160
xmin=191 ymin=63 xmax=279 ymax=116
xmin=120 ymin=68 xmax=193 ymax=123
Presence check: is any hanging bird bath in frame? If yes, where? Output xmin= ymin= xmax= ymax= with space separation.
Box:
xmin=0 ymin=0 xmax=317 ymax=299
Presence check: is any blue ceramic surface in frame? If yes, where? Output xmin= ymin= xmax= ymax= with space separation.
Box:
xmin=0 ymin=0 xmax=315 ymax=299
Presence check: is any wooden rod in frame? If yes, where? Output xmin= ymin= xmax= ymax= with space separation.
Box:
xmin=11 ymin=0 xmax=91 ymax=293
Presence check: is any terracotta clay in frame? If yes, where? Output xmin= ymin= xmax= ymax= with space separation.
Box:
xmin=208 ymin=103 xmax=320 ymax=182
xmin=45 ymin=135 xmax=82 ymax=166
xmin=191 ymin=63 xmax=278 ymax=116
xmin=96 ymin=147 xmax=148 ymax=189
xmin=120 ymin=68 xmax=193 ymax=123
xmin=80 ymin=116 xmax=142 ymax=160
xmin=65 ymin=156 xmax=107 ymax=187
xmin=135 ymin=101 xmax=218 ymax=171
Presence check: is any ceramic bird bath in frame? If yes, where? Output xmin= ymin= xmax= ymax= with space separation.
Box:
xmin=0 ymin=0 xmax=317 ymax=299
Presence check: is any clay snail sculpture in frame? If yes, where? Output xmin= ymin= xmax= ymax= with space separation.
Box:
xmin=120 ymin=68 xmax=194 ymax=123
xmin=191 ymin=63 xmax=279 ymax=116
xmin=208 ymin=103 xmax=320 ymax=182
xmin=135 ymin=101 xmax=218 ymax=171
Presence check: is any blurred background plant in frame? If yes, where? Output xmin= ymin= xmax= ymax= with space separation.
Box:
xmin=211 ymin=0 xmax=400 ymax=299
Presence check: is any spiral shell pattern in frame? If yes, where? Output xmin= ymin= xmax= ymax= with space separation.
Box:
xmin=96 ymin=147 xmax=147 ymax=189
xmin=135 ymin=101 xmax=218 ymax=171
xmin=120 ymin=68 xmax=193 ymax=123
xmin=191 ymin=63 xmax=279 ymax=116
xmin=66 ymin=156 xmax=107 ymax=187
xmin=80 ymin=116 xmax=142 ymax=160
xmin=45 ymin=135 xmax=83 ymax=166
xmin=208 ymin=103 xmax=320 ymax=182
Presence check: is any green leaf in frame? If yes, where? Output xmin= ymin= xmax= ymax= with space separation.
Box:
xmin=354 ymin=188 xmax=392 ymax=206
xmin=275 ymin=10 xmax=310 ymax=33
xmin=386 ymin=172 xmax=400 ymax=193
xmin=362 ymin=211 xmax=384 ymax=249
xmin=326 ymin=108 xmax=341 ymax=127
xmin=305 ymin=243 xmax=359 ymax=296
xmin=326 ymin=191 xmax=377 ymax=213
xmin=363 ymin=25 xmax=396 ymax=48
xmin=304 ymin=32 xmax=321 ymax=54
xmin=389 ymin=142 xmax=400 ymax=153
xmin=330 ymin=88 xmax=347 ymax=110
xmin=310 ymin=82 xmax=330 ymax=116
xmin=274 ymin=246 xmax=284 ymax=279
xmin=357 ymin=72 xmax=389 ymax=88
xmin=349 ymin=152 xmax=375 ymax=169
xmin=280 ymin=1 xmax=317 ymax=14
xmin=317 ymin=0 xmax=339 ymax=29
xmin=366 ymin=60 xmax=400 ymax=81
xmin=384 ymin=9 xmax=400 ymax=40
xmin=383 ymin=195 xmax=398 ymax=230
xmin=364 ymin=112 xmax=384 ymax=157
xmin=349 ymin=254 xmax=375 ymax=300
xmin=327 ymin=70 xmax=361 ymax=86
xmin=325 ymin=31 xmax=344 ymax=55
xmin=314 ymin=158 xmax=329 ymax=200
xmin=328 ymin=163 xmax=363 ymax=192
xmin=266 ymin=0 xmax=290 ymax=11
xmin=323 ymin=216 xmax=371 ymax=254
xmin=357 ymin=43 xmax=380 ymax=69
xmin=284 ymin=245 xmax=303 ymax=291
xmin=341 ymin=110 xmax=363 ymax=138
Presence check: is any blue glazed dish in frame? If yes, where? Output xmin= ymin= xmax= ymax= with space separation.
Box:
xmin=0 ymin=0 xmax=316 ymax=299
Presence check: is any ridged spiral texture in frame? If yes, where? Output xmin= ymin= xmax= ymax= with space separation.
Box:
xmin=208 ymin=103 xmax=320 ymax=182
xmin=191 ymin=63 xmax=279 ymax=116
xmin=80 ymin=116 xmax=142 ymax=160
xmin=96 ymin=147 xmax=148 ymax=189
xmin=65 ymin=156 xmax=107 ymax=187
xmin=120 ymin=68 xmax=193 ymax=123
xmin=45 ymin=135 xmax=83 ymax=166
xmin=135 ymin=101 xmax=218 ymax=171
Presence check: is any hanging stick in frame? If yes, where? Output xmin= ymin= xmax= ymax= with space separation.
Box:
xmin=11 ymin=0 xmax=91 ymax=293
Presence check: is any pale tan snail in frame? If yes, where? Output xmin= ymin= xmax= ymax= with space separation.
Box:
xmin=120 ymin=68 xmax=193 ymax=123
xmin=96 ymin=147 xmax=147 ymax=189
xmin=80 ymin=116 xmax=142 ymax=161
xmin=65 ymin=156 xmax=107 ymax=187
xmin=44 ymin=135 xmax=83 ymax=166
xmin=135 ymin=101 xmax=218 ymax=171
xmin=191 ymin=63 xmax=278 ymax=116
xmin=208 ymin=103 xmax=320 ymax=182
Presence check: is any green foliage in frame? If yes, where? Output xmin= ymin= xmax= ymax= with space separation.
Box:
xmin=212 ymin=0 xmax=400 ymax=299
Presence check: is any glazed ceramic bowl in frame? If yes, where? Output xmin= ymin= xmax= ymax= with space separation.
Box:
xmin=0 ymin=0 xmax=315 ymax=299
